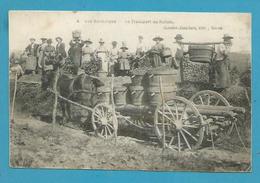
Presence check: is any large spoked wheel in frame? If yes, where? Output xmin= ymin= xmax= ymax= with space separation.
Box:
xmin=154 ymin=96 xmax=205 ymax=152
xmin=91 ymin=103 xmax=116 ymax=139
xmin=190 ymin=90 xmax=234 ymax=142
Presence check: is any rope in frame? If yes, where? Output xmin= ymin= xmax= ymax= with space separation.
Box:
xmin=233 ymin=118 xmax=248 ymax=153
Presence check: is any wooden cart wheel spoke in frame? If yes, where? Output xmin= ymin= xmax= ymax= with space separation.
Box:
xmin=177 ymin=131 xmax=181 ymax=152
xmin=180 ymin=130 xmax=191 ymax=150
xmin=179 ymin=104 xmax=188 ymax=122
xmin=165 ymin=103 xmax=177 ymax=121
xmin=154 ymin=96 xmax=204 ymax=151
xmin=182 ymin=128 xmax=198 ymax=141
xmin=158 ymin=110 xmax=176 ymax=124
xmin=215 ymin=99 xmax=220 ymax=106
xmin=106 ymin=125 xmax=113 ymax=135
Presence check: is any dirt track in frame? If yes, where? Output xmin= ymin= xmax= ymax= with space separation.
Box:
xmin=10 ymin=112 xmax=250 ymax=172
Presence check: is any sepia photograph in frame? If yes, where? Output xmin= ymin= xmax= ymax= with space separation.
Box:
xmin=9 ymin=11 xmax=251 ymax=172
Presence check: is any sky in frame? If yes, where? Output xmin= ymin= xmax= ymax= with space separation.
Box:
xmin=9 ymin=11 xmax=251 ymax=54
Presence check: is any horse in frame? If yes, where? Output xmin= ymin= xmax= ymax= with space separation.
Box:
xmin=57 ymin=73 xmax=104 ymax=124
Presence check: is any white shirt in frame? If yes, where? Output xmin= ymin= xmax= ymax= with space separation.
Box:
xmin=136 ymin=41 xmax=148 ymax=53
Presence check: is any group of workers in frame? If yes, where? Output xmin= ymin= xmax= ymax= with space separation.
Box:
xmin=10 ymin=30 xmax=234 ymax=91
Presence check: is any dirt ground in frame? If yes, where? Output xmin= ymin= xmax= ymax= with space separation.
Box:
xmin=9 ymin=74 xmax=251 ymax=172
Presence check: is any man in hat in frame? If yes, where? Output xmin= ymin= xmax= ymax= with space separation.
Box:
xmin=37 ymin=38 xmax=48 ymax=72
xmin=55 ymin=37 xmax=67 ymax=67
xmin=171 ymin=34 xmax=188 ymax=82
xmin=109 ymin=41 xmax=119 ymax=76
xmin=41 ymin=39 xmax=56 ymax=89
xmin=213 ymin=34 xmax=233 ymax=91
xmin=81 ymin=39 xmax=93 ymax=71
xmin=68 ymin=31 xmax=84 ymax=75
xmin=24 ymin=38 xmax=38 ymax=74
xmin=149 ymin=36 xmax=165 ymax=67
xmin=94 ymin=39 xmax=109 ymax=73
xmin=118 ymin=42 xmax=131 ymax=76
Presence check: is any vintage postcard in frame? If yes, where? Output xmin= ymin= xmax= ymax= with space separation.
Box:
xmin=9 ymin=11 xmax=251 ymax=171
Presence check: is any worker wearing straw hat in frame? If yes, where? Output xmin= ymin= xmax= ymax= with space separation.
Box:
xmin=118 ymin=42 xmax=131 ymax=76
xmin=41 ymin=38 xmax=56 ymax=89
xmin=55 ymin=37 xmax=67 ymax=67
xmin=68 ymin=30 xmax=84 ymax=75
xmin=94 ymin=38 xmax=109 ymax=73
xmin=213 ymin=34 xmax=233 ymax=91
xmin=149 ymin=36 xmax=165 ymax=67
xmin=171 ymin=34 xmax=188 ymax=82
xmin=81 ymin=38 xmax=93 ymax=70
xmin=24 ymin=37 xmax=38 ymax=74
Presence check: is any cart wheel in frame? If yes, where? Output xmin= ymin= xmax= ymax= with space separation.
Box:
xmin=91 ymin=103 xmax=116 ymax=139
xmin=190 ymin=90 xmax=230 ymax=106
xmin=154 ymin=96 xmax=205 ymax=152
xmin=190 ymin=90 xmax=234 ymax=142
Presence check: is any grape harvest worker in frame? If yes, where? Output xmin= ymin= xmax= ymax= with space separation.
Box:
xmin=118 ymin=42 xmax=131 ymax=76
xmin=213 ymin=34 xmax=233 ymax=91
xmin=109 ymin=41 xmax=119 ymax=76
xmin=149 ymin=36 xmax=165 ymax=67
xmin=81 ymin=38 xmax=93 ymax=70
xmin=37 ymin=38 xmax=48 ymax=72
xmin=94 ymin=39 xmax=109 ymax=73
xmin=41 ymin=39 xmax=56 ymax=90
xmin=24 ymin=38 xmax=38 ymax=74
xmin=68 ymin=30 xmax=84 ymax=75
xmin=55 ymin=36 xmax=67 ymax=67
xmin=171 ymin=34 xmax=188 ymax=82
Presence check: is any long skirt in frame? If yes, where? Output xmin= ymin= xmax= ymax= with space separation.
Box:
xmin=25 ymin=55 xmax=37 ymax=71
xmin=151 ymin=54 xmax=162 ymax=67
xmin=214 ymin=58 xmax=231 ymax=89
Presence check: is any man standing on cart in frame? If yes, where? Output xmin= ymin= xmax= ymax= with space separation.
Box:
xmin=213 ymin=34 xmax=233 ymax=92
xmin=171 ymin=34 xmax=188 ymax=82
xmin=41 ymin=39 xmax=56 ymax=90
xmin=94 ymin=39 xmax=109 ymax=74
xmin=68 ymin=30 xmax=84 ymax=75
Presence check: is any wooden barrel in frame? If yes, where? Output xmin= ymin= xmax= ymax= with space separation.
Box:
xmin=113 ymin=86 xmax=127 ymax=106
xmin=129 ymin=86 xmax=144 ymax=106
xmin=97 ymin=86 xmax=111 ymax=104
xmin=130 ymin=69 xmax=148 ymax=86
xmin=147 ymin=67 xmax=177 ymax=87
xmin=188 ymin=45 xmax=214 ymax=63
xmin=147 ymin=86 xmax=177 ymax=106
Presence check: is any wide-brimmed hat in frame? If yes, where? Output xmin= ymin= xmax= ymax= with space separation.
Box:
xmin=99 ymin=38 xmax=105 ymax=43
xmin=47 ymin=39 xmax=52 ymax=44
xmin=153 ymin=36 xmax=163 ymax=41
xmin=112 ymin=41 xmax=117 ymax=45
xmin=41 ymin=38 xmax=47 ymax=41
xmin=120 ymin=42 xmax=128 ymax=49
xmin=29 ymin=38 xmax=36 ymax=41
xmin=174 ymin=34 xmax=184 ymax=40
xmin=55 ymin=37 xmax=63 ymax=41
xmin=138 ymin=35 xmax=144 ymax=39
xmin=84 ymin=38 xmax=92 ymax=44
xmin=223 ymin=34 xmax=234 ymax=40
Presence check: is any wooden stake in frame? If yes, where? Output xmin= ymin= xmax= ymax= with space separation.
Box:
xmin=110 ymin=76 xmax=118 ymax=142
xmin=52 ymin=67 xmax=60 ymax=131
xmin=11 ymin=72 xmax=18 ymax=123
xmin=159 ymin=76 xmax=166 ymax=149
